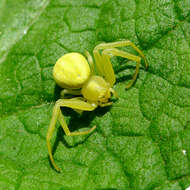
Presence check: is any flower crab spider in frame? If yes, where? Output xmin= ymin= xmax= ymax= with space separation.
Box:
xmin=46 ymin=40 xmax=148 ymax=172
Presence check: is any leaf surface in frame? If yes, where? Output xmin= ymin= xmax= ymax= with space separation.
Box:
xmin=0 ymin=0 xmax=190 ymax=189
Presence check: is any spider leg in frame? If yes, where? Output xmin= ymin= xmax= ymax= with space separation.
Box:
xmin=93 ymin=40 xmax=148 ymax=87
xmin=58 ymin=111 xmax=96 ymax=136
xmin=103 ymin=48 xmax=141 ymax=88
xmin=46 ymin=98 xmax=97 ymax=172
xmin=84 ymin=51 xmax=95 ymax=75
xmin=60 ymin=91 xmax=84 ymax=114
xmin=93 ymin=47 xmax=116 ymax=87
xmin=60 ymin=89 xmax=81 ymax=98
xmin=110 ymin=88 xmax=118 ymax=98
xmin=94 ymin=40 xmax=148 ymax=68
xmin=99 ymin=102 xmax=113 ymax=107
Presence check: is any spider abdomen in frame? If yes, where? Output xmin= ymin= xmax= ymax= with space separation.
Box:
xmin=53 ymin=52 xmax=90 ymax=89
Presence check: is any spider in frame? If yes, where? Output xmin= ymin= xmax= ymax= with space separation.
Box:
xmin=46 ymin=40 xmax=148 ymax=172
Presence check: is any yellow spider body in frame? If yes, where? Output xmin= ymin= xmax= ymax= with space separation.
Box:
xmin=81 ymin=75 xmax=111 ymax=104
xmin=53 ymin=53 xmax=90 ymax=89
xmin=54 ymin=53 xmax=111 ymax=105
xmin=46 ymin=40 xmax=148 ymax=172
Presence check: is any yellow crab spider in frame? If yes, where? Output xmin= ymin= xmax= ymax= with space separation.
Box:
xmin=46 ymin=40 xmax=148 ymax=172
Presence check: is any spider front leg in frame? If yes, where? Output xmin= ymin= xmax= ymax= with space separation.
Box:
xmin=93 ymin=47 xmax=116 ymax=87
xmin=102 ymin=48 xmax=141 ymax=88
xmin=46 ymin=98 xmax=97 ymax=172
xmin=93 ymin=40 xmax=148 ymax=88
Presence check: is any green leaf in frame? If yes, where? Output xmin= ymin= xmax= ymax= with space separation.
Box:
xmin=0 ymin=0 xmax=190 ymax=189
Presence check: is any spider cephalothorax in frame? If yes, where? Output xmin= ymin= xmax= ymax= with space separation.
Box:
xmin=47 ymin=40 xmax=148 ymax=172
xmin=81 ymin=75 xmax=112 ymax=105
